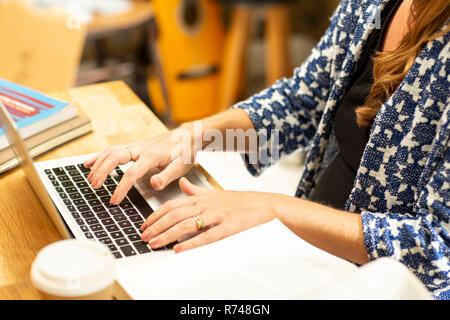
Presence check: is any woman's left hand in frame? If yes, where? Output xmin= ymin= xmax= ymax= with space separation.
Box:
xmin=140 ymin=177 xmax=280 ymax=253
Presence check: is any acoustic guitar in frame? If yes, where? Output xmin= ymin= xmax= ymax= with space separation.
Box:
xmin=147 ymin=0 xmax=225 ymax=124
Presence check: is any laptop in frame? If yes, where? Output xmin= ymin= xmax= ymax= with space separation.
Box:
xmin=0 ymin=100 xmax=212 ymax=265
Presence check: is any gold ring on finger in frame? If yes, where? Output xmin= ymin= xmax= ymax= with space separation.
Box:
xmin=193 ymin=216 xmax=205 ymax=231
xmin=125 ymin=146 xmax=134 ymax=161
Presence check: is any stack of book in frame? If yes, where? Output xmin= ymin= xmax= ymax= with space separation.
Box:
xmin=0 ymin=78 xmax=92 ymax=174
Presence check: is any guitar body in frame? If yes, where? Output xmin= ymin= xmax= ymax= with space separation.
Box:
xmin=148 ymin=0 xmax=225 ymax=123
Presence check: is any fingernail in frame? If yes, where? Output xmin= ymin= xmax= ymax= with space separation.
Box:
xmin=153 ymin=176 xmax=162 ymax=189
xmin=148 ymin=237 xmax=159 ymax=247
xmin=140 ymin=222 xmax=147 ymax=231
xmin=141 ymin=229 xmax=151 ymax=241
xmin=173 ymin=244 xmax=182 ymax=253
xmin=110 ymin=195 xmax=116 ymax=205
xmin=95 ymin=180 xmax=103 ymax=189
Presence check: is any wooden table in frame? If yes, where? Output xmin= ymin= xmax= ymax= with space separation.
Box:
xmin=0 ymin=81 xmax=216 ymax=299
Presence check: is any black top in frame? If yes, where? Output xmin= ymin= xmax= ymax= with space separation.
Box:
xmin=309 ymin=0 xmax=401 ymax=210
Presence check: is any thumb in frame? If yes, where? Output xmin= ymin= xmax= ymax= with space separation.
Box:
xmin=179 ymin=177 xmax=208 ymax=196
xmin=150 ymin=158 xmax=191 ymax=190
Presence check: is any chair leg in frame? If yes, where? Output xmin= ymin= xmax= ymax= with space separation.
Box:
xmin=218 ymin=6 xmax=252 ymax=110
xmin=265 ymin=4 xmax=291 ymax=86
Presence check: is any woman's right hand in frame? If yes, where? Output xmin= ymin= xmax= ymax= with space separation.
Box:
xmin=83 ymin=125 xmax=197 ymax=205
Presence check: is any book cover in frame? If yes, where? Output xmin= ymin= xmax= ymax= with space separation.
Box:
xmin=0 ymin=78 xmax=77 ymax=149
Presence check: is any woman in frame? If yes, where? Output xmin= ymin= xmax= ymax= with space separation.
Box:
xmin=85 ymin=0 xmax=449 ymax=299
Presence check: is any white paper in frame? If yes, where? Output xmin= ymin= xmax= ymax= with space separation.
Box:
xmin=196 ymin=151 xmax=305 ymax=196
xmin=116 ymin=219 xmax=357 ymax=300
xmin=298 ymin=257 xmax=433 ymax=300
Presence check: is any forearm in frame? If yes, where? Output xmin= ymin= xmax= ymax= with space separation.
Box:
xmin=202 ymin=108 xmax=255 ymax=132
xmin=180 ymin=108 xmax=257 ymax=153
xmin=180 ymin=108 xmax=254 ymax=134
xmin=273 ymin=194 xmax=370 ymax=265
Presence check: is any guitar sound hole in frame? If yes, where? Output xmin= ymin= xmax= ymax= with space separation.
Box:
xmin=183 ymin=0 xmax=199 ymax=26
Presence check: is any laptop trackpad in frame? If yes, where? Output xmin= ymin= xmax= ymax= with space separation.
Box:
xmin=132 ymin=168 xmax=210 ymax=210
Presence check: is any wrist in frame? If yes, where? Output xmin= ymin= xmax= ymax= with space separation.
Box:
xmin=178 ymin=121 xmax=207 ymax=153
xmin=271 ymin=193 xmax=306 ymax=225
xmin=266 ymin=192 xmax=290 ymax=222
xmin=177 ymin=108 xmax=255 ymax=155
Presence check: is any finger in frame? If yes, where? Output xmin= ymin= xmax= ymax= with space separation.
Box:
xmin=92 ymin=149 xmax=131 ymax=189
xmin=87 ymin=169 xmax=94 ymax=182
xmin=150 ymin=157 xmax=191 ymax=191
xmin=91 ymin=157 xmax=120 ymax=189
xmin=141 ymin=206 xmax=201 ymax=243
xmin=146 ymin=217 xmax=199 ymax=249
xmin=89 ymin=150 xmax=112 ymax=185
xmin=83 ymin=153 xmax=100 ymax=168
xmin=173 ymin=226 xmax=226 ymax=253
xmin=140 ymin=196 xmax=196 ymax=231
xmin=110 ymin=158 xmax=157 ymax=205
xmin=84 ymin=153 xmax=101 ymax=181
xmin=179 ymin=177 xmax=209 ymax=196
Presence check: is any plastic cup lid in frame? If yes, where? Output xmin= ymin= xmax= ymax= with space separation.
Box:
xmin=30 ymin=239 xmax=116 ymax=297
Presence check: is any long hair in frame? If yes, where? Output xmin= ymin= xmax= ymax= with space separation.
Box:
xmin=355 ymin=0 xmax=450 ymax=127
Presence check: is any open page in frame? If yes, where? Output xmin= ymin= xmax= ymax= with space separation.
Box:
xmin=116 ymin=219 xmax=357 ymax=300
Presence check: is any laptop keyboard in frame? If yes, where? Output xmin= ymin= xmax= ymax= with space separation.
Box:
xmin=44 ymin=163 xmax=173 ymax=259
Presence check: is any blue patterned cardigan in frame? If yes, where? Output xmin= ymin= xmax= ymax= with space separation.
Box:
xmin=232 ymin=0 xmax=449 ymax=299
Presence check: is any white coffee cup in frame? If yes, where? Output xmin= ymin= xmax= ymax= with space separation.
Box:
xmin=30 ymin=239 xmax=116 ymax=300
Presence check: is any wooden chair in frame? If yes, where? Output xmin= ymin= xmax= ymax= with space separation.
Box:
xmin=0 ymin=0 xmax=87 ymax=92
xmin=219 ymin=0 xmax=293 ymax=109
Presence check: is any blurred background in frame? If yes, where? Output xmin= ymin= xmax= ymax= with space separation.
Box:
xmin=0 ymin=0 xmax=340 ymax=194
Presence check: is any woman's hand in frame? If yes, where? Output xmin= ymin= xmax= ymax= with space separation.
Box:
xmin=83 ymin=126 xmax=197 ymax=205
xmin=140 ymin=177 xmax=280 ymax=253
xmin=83 ymin=109 xmax=255 ymax=205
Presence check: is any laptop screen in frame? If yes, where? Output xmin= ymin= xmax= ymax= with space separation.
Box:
xmin=0 ymin=101 xmax=71 ymax=238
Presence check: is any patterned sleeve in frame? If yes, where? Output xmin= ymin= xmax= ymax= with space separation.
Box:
xmin=231 ymin=0 xmax=352 ymax=176
xmin=361 ymin=126 xmax=450 ymax=300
